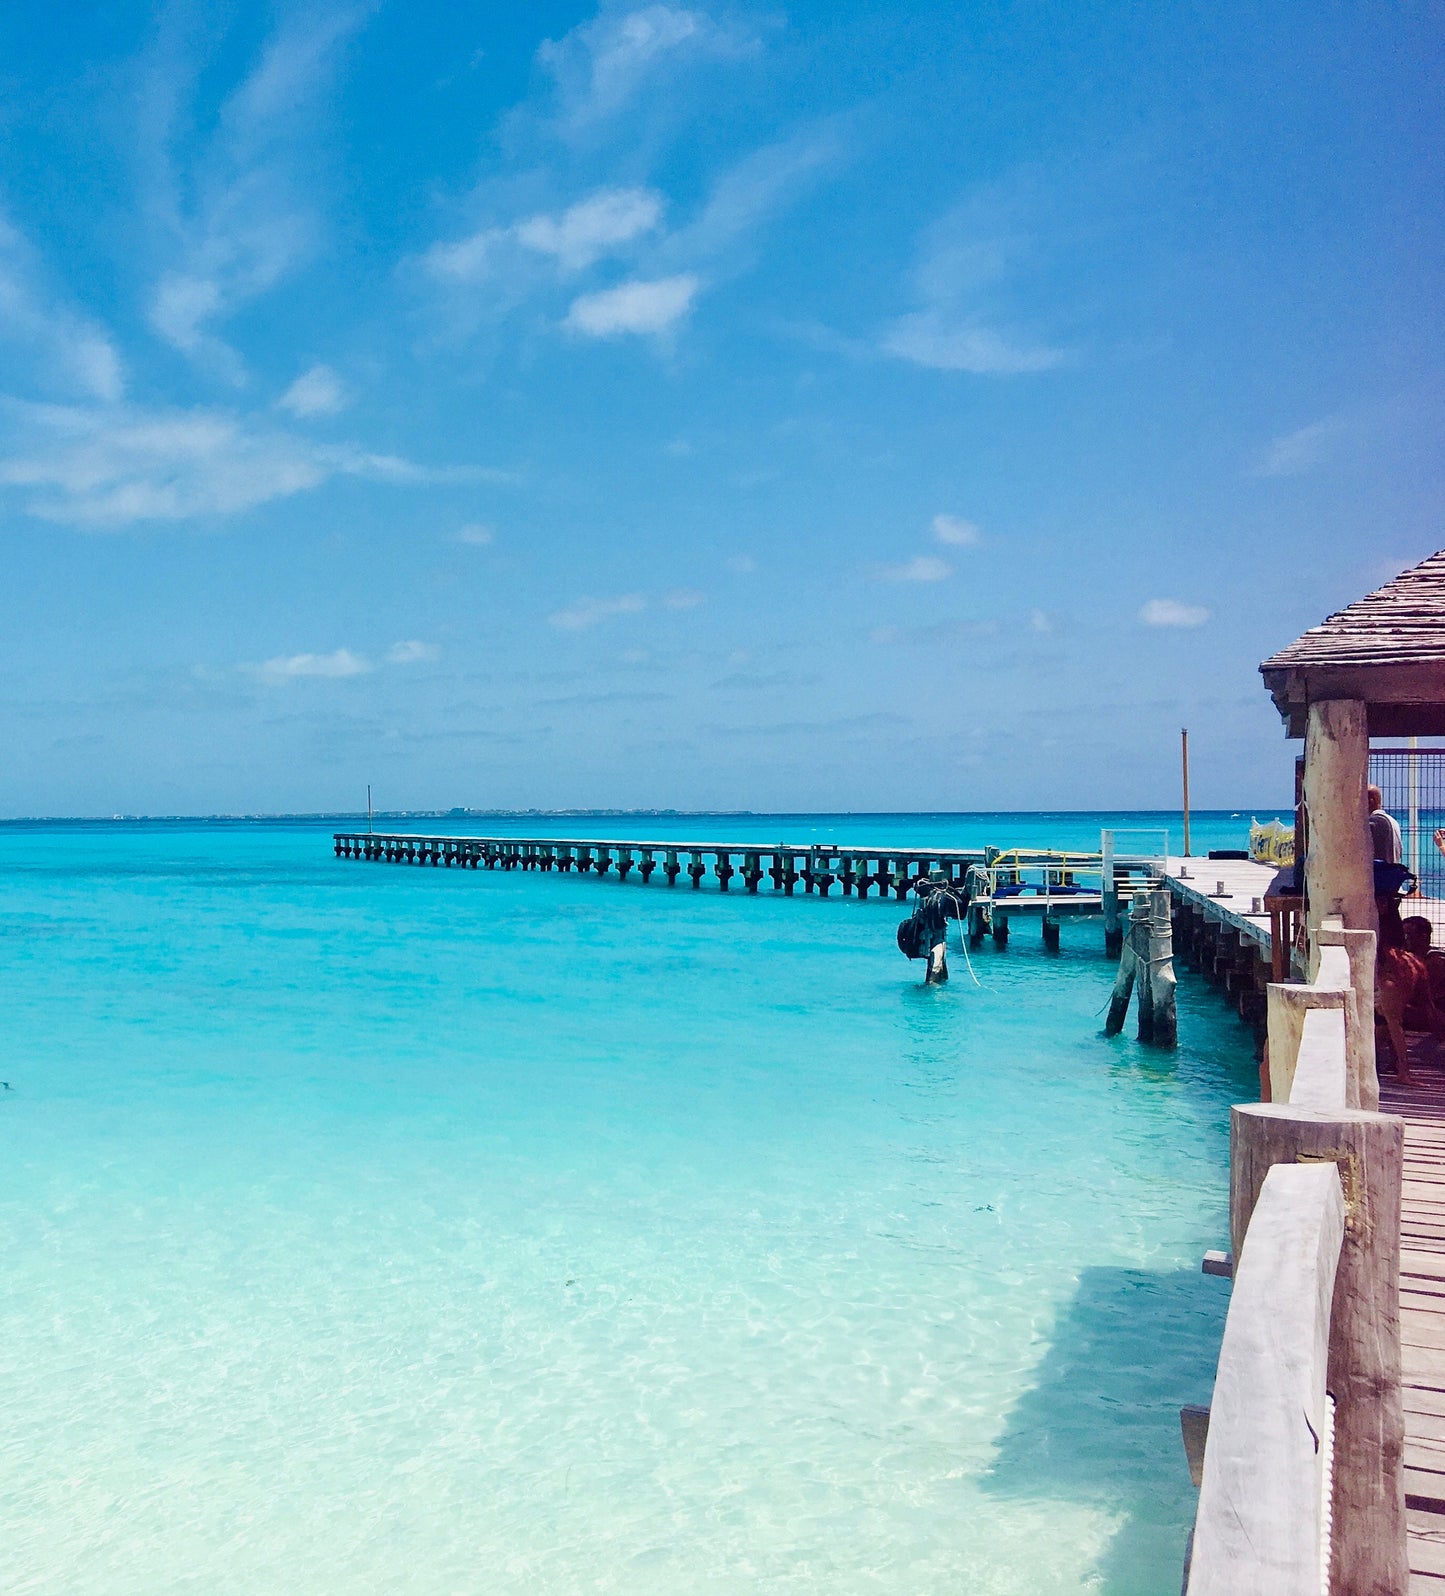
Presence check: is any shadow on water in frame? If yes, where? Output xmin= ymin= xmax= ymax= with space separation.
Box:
xmin=981 ymin=1265 xmax=1228 ymax=1596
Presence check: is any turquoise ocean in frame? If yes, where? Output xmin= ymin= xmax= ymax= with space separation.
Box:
xmin=1 ymin=812 xmax=1271 ymax=1594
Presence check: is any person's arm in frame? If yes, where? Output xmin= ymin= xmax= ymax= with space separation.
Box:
xmin=1435 ymin=826 xmax=1445 ymax=859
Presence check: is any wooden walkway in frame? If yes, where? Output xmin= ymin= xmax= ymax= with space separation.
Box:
xmin=1380 ymin=1044 xmax=1445 ymax=1591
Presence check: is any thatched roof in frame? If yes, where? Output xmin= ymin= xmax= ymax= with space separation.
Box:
xmin=1261 ymin=550 xmax=1445 ymax=736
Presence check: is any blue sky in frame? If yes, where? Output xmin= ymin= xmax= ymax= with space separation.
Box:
xmin=2 ymin=2 xmax=1442 ymax=816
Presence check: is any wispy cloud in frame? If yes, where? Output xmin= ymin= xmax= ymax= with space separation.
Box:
xmin=0 ymin=210 xmax=124 ymax=401
xmin=1140 ymin=598 xmax=1210 ymax=628
xmin=565 ymin=274 xmax=698 ymax=336
xmin=249 ymin=647 xmax=370 ymax=684
xmin=871 ymin=554 xmax=952 ymax=583
xmin=882 ymin=187 xmax=1067 ymax=375
xmin=517 ymin=188 xmax=664 ymax=269
xmin=425 ymin=185 xmax=665 ymax=284
xmin=548 ymin=593 xmax=647 ymax=630
xmin=386 ymin=639 xmax=440 ymax=664
xmin=0 ymin=399 xmax=452 ymax=527
xmin=536 ymin=5 xmax=759 ymax=135
xmin=725 ymin=554 xmax=757 ymax=574
xmin=278 ymin=364 xmax=347 ymax=417
xmin=1251 ymin=418 xmax=1346 ymax=478
xmin=932 ymin=513 xmax=980 ymax=547
xmin=141 ymin=5 xmax=368 ymax=381
xmin=662 ymin=587 xmax=705 ymax=609
xmin=454 ymin=522 xmax=495 ymax=545
xmin=1030 ymin=608 xmax=1052 ymax=633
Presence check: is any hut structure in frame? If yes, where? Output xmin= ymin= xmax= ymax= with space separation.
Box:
xmin=1184 ymin=554 xmax=1445 ymax=1593
xmin=1261 ymin=548 xmax=1445 ymax=967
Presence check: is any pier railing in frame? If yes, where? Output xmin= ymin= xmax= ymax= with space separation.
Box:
xmin=1186 ymin=918 xmax=1406 ymax=1594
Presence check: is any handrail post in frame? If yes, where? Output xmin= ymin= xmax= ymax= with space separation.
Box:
xmin=1229 ymin=1103 xmax=1407 ymax=1595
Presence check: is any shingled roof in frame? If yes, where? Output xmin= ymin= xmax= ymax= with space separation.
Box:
xmin=1261 ymin=550 xmax=1445 ymax=736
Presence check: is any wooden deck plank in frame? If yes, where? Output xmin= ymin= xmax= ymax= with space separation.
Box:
xmin=1382 ymin=1054 xmax=1445 ymax=1587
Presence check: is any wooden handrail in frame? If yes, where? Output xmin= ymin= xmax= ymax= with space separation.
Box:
xmin=1188 ymin=1162 xmax=1344 ymax=1594
xmin=1187 ymin=916 xmax=1407 ymax=1593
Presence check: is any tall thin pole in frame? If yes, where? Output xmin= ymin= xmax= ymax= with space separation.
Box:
xmin=367 ymin=783 xmax=373 ymax=835
xmin=1409 ymin=736 xmax=1420 ymax=880
xmin=1181 ymin=728 xmax=1192 ymax=858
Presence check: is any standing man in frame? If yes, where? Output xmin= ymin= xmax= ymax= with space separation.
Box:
xmin=1369 ymin=783 xmax=1403 ymax=863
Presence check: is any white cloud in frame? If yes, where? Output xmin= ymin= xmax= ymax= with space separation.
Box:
xmin=565 ymin=274 xmax=699 ymax=337
xmin=537 ymin=6 xmax=757 ymax=132
xmin=725 ymin=554 xmax=757 ymax=574
xmin=884 ymin=314 xmax=1063 ymax=374
xmin=425 ymin=185 xmax=665 ymax=287
xmin=249 ymin=648 xmax=370 ymax=684
xmin=882 ymin=188 xmax=1067 ymax=376
xmin=932 ymin=513 xmax=980 ymax=547
xmin=662 ymin=126 xmax=841 ymax=267
xmin=517 ymin=188 xmax=664 ymax=270
xmin=278 ymin=364 xmax=347 ymax=417
xmin=1140 ymin=598 xmax=1211 ymax=628
xmin=455 ymin=522 xmax=494 ymax=545
xmin=1030 ymin=608 xmax=1051 ymax=632
xmin=548 ymin=593 xmax=647 ymax=630
xmin=872 ymin=554 xmax=952 ymax=583
xmin=0 ymin=210 xmax=124 ymax=402
xmin=662 ymin=587 xmax=705 ymax=609
xmin=423 ymin=229 xmax=499 ymax=284
xmin=141 ymin=7 xmax=364 ymax=378
xmin=0 ymin=399 xmax=448 ymax=527
xmin=1252 ymin=418 xmax=1346 ymax=478
xmin=387 ymin=640 xmax=440 ymax=665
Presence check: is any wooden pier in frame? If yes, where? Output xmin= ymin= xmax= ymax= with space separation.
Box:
xmin=1162 ymin=856 xmax=1287 ymax=1044
xmin=332 ymin=832 xmax=1159 ymax=921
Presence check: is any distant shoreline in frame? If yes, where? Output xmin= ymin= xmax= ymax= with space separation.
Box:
xmin=1 ymin=806 xmax=1286 ymax=825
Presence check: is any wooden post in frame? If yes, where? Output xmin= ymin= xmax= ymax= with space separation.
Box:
xmin=1230 ymin=1103 xmax=1407 ymax=1596
xmin=1102 ymin=829 xmax=1122 ymax=956
xmin=1266 ymin=981 xmax=1346 ymax=1105
xmin=1182 ymin=728 xmax=1192 ymax=857
xmin=926 ymin=935 xmax=948 ymax=984
xmin=1303 ymin=698 xmax=1375 ymax=970
xmin=1317 ymin=922 xmax=1379 ymax=1112
xmin=1143 ymin=887 xmax=1177 ymax=1046
xmin=1041 ymin=913 xmax=1060 ymax=952
xmin=1105 ymin=891 xmax=1147 ymax=1035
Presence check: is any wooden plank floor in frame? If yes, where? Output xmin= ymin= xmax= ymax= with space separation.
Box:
xmin=1161 ymin=856 xmax=1280 ymax=955
xmin=1380 ymin=1041 xmax=1445 ymax=1591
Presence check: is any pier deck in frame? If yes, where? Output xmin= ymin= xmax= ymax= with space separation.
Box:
xmin=1380 ymin=1051 xmax=1445 ymax=1592
xmin=333 ymin=831 xmax=1158 ymax=904
xmin=1161 ymin=856 xmax=1280 ymax=958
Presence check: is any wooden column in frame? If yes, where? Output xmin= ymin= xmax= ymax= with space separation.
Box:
xmin=1303 ymin=698 xmax=1375 ymax=970
xmin=1230 ymin=1103 xmax=1407 ymax=1596
xmin=1105 ymin=891 xmax=1146 ymax=1036
xmin=1102 ymin=829 xmax=1122 ymax=956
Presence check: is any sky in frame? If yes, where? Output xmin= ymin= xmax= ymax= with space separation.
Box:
xmin=1 ymin=1 xmax=1443 ymax=816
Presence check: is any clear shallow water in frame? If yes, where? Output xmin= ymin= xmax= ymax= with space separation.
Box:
xmin=0 ymin=817 xmax=1256 ymax=1594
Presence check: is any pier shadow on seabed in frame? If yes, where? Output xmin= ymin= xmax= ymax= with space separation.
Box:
xmin=980 ymin=1264 xmax=1228 ymax=1596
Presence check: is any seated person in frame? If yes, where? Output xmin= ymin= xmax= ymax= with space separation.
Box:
xmin=1401 ymin=917 xmax=1445 ymax=1027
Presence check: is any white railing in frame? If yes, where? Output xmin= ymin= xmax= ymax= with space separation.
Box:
xmin=1185 ymin=918 xmax=1406 ymax=1595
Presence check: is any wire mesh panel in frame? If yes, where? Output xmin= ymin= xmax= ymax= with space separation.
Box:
xmin=1370 ymin=747 xmax=1445 ymax=942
